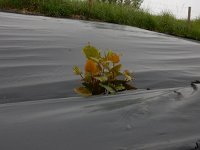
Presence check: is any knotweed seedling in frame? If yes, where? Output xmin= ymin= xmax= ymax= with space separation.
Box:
xmin=73 ymin=44 xmax=136 ymax=96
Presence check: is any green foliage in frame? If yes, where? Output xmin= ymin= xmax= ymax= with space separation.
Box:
xmin=73 ymin=44 xmax=136 ymax=96
xmin=157 ymin=12 xmax=176 ymax=34
xmin=0 ymin=0 xmax=200 ymax=40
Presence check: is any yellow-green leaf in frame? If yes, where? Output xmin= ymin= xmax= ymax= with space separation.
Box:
xmin=73 ymin=66 xmax=82 ymax=75
xmin=99 ymin=83 xmax=115 ymax=94
xmin=124 ymin=70 xmax=134 ymax=81
xmin=74 ymin=87 xmax=92 ymax=96
xmin=94 ymin=76 xmax=108 ymax=82
xmin=90 ymin=57 xmax=100 ymax=63
xmin=84 ymin=73 xmax=92 ymax=82
xmin=83 ymin=45 xmax=100 ymax=59
xmin=115 ymin=84 xmax=125 ymax=91
xmin=106 ymin=50 xmax=113 ymax=57
xmin=111 ymin=64 xmax=122 ymax=73
xmin=124 ymin=74 xmax=132 ymax=81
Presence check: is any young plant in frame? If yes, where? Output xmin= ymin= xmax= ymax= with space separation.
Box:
xmin=73 ymin=44 xmax=136 ymax=96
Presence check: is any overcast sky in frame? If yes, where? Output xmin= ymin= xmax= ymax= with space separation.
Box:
xmin=141 ymin=0 xmax=200 ymax=19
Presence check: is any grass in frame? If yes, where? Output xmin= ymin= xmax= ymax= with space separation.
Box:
xmin=0 ymin=0 xmax=200 ymax=41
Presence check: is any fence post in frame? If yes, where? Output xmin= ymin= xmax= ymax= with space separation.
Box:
xmin=187 ymin=6 xmax=191 ymax=23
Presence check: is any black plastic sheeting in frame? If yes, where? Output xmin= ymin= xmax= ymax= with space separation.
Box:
xmin=0 ymin=12 xmax=200 ymax=150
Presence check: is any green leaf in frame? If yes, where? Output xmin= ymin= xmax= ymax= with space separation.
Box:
xmin=94 ymin=76 xmax=108 ymax=82
xmin=89 ymin=57 xmax=100 ymax=63
xmin=114 ymin=84 xmax=125 ymax=91
xmin=74 ymin=87 xmax=92 ymax=96
xmin=83 ymin=45 xmax=100 ymax=59
xmin=124 ymin=70 xmax=134 ymax=81
xmin=107 ymin=50 xmax=113 ymax=57
xmin=110 ymin=64 xmax=122 ymax=73
xmin=99 ymin=83 xmax=116 ymax=94
xmin=82 ymin=82 xmax=93 ymax=91
xmin=124 ymin=74 xmax=132 ymax=81
xmin=84 ymin=73 xmax=92 ymax=82
xmin=110 ymin=64 xmax=122 ymax=79
xmin=73 ymin=66 xmax=82 ymax=75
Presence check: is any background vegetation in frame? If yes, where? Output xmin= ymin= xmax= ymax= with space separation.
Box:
xmin=0 ymin=0 xmax=200 ymax=41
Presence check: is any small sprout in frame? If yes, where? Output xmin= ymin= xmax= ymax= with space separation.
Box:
xmin=73 ymin=44 xmax=136 ymax=96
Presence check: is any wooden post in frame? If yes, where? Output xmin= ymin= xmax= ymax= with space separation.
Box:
xmin=187 ymin=6 xmax=191 ymax=23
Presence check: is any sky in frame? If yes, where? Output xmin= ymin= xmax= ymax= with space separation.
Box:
xmin=141 ymin=0 xmax=200 ymax=19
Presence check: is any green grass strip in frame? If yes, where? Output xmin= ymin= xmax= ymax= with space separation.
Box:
xmin=0 ymin=0 xmax=200 ymax=41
